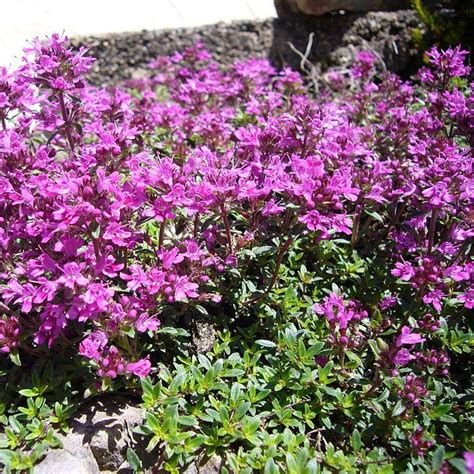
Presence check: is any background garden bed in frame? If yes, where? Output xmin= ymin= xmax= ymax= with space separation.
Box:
xmin=71 ymin=10 xmax=423 ymax=86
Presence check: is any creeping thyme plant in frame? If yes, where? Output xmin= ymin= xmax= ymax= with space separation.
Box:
xmin=0 ymin=35 xmax=472 ymax=472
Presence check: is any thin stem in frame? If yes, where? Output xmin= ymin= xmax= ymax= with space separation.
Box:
xmin=193 ymin=214 xmax=199 ymax=240
xmin=220 ymin=204 xmax=233 ymax=254
xmin=58 ymin=92 xmax=75 ymax=153
xmin=381 ymin=200 xmax=406 ymax=242
xmin=1 ymin=117 xmax=6 ymax=130
xmin=427 ymin=208 xmax=438 ymax=254
xmin=86 ymin=225 xmax=101 ymax=261
xmin=158 ymin=219 xmax=166 ymax=249
xmin=243 ymin=235 xmax=295 ymax=305
xmin=357 ymin=367 xmax=382 ymax=402
xmin=351 ymin=210 xmax=361 ymax=248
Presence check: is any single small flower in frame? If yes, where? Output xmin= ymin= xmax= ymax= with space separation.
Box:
xmin=392 ymin=262 xmax=415 ymax=281
xmin=126 ymin=358 xmax=152 ymax=377
xmin=58 ymin=262 xmax=89 ymax=289
xmin=396 ymin=326 xmax=425 ymax=347
xmin=392 ymin=348 xmax=415 ymax=366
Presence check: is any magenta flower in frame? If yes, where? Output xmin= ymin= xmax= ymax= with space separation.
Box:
xmin=426 ymin=45 xmax=471 ymax=78
xmin=81 ymin=283 xmax=114 ymax=312
xmin=135 ymin=313 xmax=160 ymax=333
xmin=313 ymin=292 xmax=366 ymax=330
xmin=398 ymin=375 xmax=428 ymax=407
xmin=120 ymin=265 xmax=148 ymax=291
xmin=173 ymin=276 xmax=199 ymax=302
xmin=392 ymin=348 xmax=415 ymax=366
xmin=410 ymin=427 xmax=434 ymax=456
xmin=79 ymin=331 xmax=108 ymax=361
xmin=379 ymin=295 xmax=398 ymax=311
xmin=97 ymin=346 xmax=126 ymax=379
xmin=126 ymin=358 xmax=152 ymax=377
xmin=0 ymin=316 xmax=20 ymax=353
xmin=3 ymin=280 xmax=37 ymax=313
xmin=159 ymin=248 xmax=184 ymax=270
xmin=103 ymin=222 xmax=133 ymax=247
xmin=0 ymin=35 xmax=472 ymax=392
xmin=396 ymin=326 xmax=426 ymax=347
xmin=391 ymin=262 xmax=415 ymax=281
xmin=422 ymin=289 xmax=444 ymax=312
xmin=464 ymin=452 xmax=474 ymax=474
xmin=444 ymin=265 xmax=470 ymax=282
xmin=58 ymin=262 xmax=89 ymax=289
xmin=458 ymin=288 xmax=474 ymax=309
xmin=351 ymin=51 xmax=377 ymax=79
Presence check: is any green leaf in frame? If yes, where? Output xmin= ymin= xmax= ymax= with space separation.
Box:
xmin=141 ymin=377 xmax=153 ymax=395
xmin=254 ymin=389 xmax=271 ymax=402
xmin=157 ymin=327 xmax=190 ymax=337
xmin=222 ymin=369 xmax=245 ymax=377
xmin=235 ymin=402 xmax=251 ymax=420
xmin=264 ymin=458 xmax=279 ymax=474
xmin=448 ymin=457 xmax=468 ymax=473
xmin=198 ymin=354 xmax=211 ymax=370
xmin=169 ymin=371 xmax=186 ymax=393
xmin=177 ymin=416 xmax=198 ymax=427
xmin=438 ymin=414 xmax=456 ymax=423
xmin=429 ymin=403 xmax=453 ymax=419
xmin=286 ymin=453 xmax=298 ymax=473
xmin=145 ymin=413 xmax=161 ymax=433
xmin=230 ymin=383 xmax=242 ymax=403
xmin=127 ymin=448 xmax=142 ymax=472
xmin=351 ymin=429 xmax=362 ymax=451
xmin=18 ymin=389 xmax=39 ymax=398
xmin=187 ymin=434 xmax=207 ymax=449
xmin=365 ymin=210 xmax=385 ymax=223
xmin=296 ymin=448 xmax=309 ymax=468
xmin=431 ymin=445 xmax=445 ymax=472
xmin=304 ymin=459 xmax=319 ymax=474
xmin=146 ymin=435 xmax=161 ymax=453
xmin=243 ymin=416 xmax=260 ymax=436
xmin=306 ymin=342 xmax=324 ymax=357
xmin=256 ymin=340 xmax=277 ymax=348
xmin=392 ymin=401 xmax=405 ymax=417
xmin=9 ymin=350 xmax=21 ymax=367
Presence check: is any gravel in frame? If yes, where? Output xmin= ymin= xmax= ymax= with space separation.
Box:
xmin=70 ymin=10 xmax=423 ymax=86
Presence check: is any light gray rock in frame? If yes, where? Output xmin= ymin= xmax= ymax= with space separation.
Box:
xmin=184 ymin=454 xmax=222 ymax=474
xmin=37 ymin=395 xmax=159 ymax=472
xmin=34 ymin=448 xmax=100 ymax=474
xmin=192 ymin=320 xmax=218 ymax=354
xmin=199 ymin=455 xmax=222 ymax=473
xmin=69 ymin=395 xmax=147 ymax=471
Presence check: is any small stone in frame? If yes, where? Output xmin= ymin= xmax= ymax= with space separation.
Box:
xmin=192 ymin=320 xmax=217 ymax=353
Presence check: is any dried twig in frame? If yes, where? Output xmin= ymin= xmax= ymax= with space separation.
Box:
xmin=287 ymin=32 xmax=319 ymax=94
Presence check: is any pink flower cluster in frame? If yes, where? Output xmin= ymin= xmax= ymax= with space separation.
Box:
xmin=410 ymin=427 xmax=434 ymax=456
xmin=398 ymin=375 xmax=429 ymax=407
xmin=312 ymin=292 xmax=368 ymax=347
xmin=0 ymin=35 xmax=472 ymax=379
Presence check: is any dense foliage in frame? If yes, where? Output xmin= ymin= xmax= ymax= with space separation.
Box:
xmin=412 ymin=0 xmax=474 ymax=51
xmin=0 ymin=36 xmax=472 ymax=472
